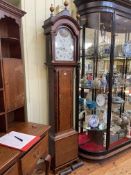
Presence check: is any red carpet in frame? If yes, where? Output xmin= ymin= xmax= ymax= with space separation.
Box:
xmin=79 ymin=132 xmax=130 ymax=152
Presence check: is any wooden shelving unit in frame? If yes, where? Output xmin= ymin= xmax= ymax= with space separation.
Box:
xmin=0 ymin=0 xmax=26 ymax=132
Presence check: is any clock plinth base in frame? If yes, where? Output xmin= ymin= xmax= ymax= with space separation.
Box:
xmin=49 ymin=130 xmax=78 ymax=172
xmin=58 ymin=159 xmax=84 ymax=175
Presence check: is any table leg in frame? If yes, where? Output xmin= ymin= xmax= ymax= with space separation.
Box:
xmin=45 ymin=154 xmax=51 ymax=175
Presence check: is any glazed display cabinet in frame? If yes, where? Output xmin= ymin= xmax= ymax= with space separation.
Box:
xmin=74 ymin=0 xmax=131 ymax=159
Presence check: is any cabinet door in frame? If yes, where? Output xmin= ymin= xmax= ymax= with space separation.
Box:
xmin=56 ymin=67 xmax=74 ymax=132
xmin=3 ymin=58 xmax=24 ymax=112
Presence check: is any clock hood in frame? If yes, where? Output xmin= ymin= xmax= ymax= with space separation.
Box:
xmin=43 ymin=8 xmax=80 ymax=35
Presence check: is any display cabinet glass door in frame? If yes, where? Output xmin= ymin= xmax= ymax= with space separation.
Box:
xmin=79 ymin=12 xmax=112 ymax=153
xmin=78 ymin=11 xmax=131 ymax=154
xmin=110 ymin=14 xmax=131 ymax=149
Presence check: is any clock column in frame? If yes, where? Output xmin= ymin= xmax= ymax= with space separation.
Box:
xmin=43 ymin=2 xmax=80 ymax=172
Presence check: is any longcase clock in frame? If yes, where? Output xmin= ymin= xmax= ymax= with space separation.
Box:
xmin=43 ymin=2 xmax=80 ymax=172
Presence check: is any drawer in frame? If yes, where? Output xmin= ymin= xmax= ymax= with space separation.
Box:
xmin=3 ymin=163 xmax=19 ymax=175
xmin=21 ymin=134 xmax=48 ymax=175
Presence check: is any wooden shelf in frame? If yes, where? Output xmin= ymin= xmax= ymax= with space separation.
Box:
xmin=2 ymin=58 xmax=22 ymax=60
xmin=0 ymin=112 xmax=5 ymax=116
xmin=0 ymin=37 xmax=19 ymax=43
xmin=6 ymin=105 xmax=24 ymax=113
xmin=0 ymin=88 xmax=3 ymax=91
xmin=0 ymin=37 xmax=21 ymax=59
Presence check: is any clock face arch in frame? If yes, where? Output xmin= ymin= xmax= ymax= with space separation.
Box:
xmin=55 ymin=27 xmax=74 ymax=61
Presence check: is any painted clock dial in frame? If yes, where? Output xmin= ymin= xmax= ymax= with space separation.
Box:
xmin=55 ymin=28 xmax=74 ymax=61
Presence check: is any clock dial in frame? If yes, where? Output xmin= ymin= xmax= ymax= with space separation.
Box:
xmin=55 ymin=28 xmax=74 ymax=61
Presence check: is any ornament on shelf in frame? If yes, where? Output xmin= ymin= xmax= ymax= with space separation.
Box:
xmin=101 ymin=74 xmax=107 ymax=92
xmin=86 ymin=100 xmax=96 ymax=110
xmin=103 ymin=108 xmax=107 ymax=124
xmin=96 ymin=94 xmax=106 ymax=107
xmin=103 ymin=132 xmax=107 ymax=147
xmin=88 ymin=114 xmax=99 ymax=128
xmin=80 ymin=77 xmax=88 ymax=87
xmin=123 ymin=41 xmax=131 ymax=58
xmin=126 ymin=119 xmax=131 ymax=139
xmin=92 ymin=77 xmax=101 ymax=89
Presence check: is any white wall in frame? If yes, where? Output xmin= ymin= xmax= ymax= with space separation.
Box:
xmin=21 ymin=0 xmax=76 ymax=124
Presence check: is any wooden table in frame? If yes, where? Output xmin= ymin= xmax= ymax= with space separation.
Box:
xmin=0 ymin=122 xmax=51 ymax=175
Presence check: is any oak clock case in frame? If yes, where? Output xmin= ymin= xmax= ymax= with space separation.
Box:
xmin=44 ymin=9 xmax=80 ymax=171
xmin=75 ymin=0 xmax=131 ymax=160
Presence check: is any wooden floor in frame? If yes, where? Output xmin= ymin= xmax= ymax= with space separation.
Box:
xmin=34 ymin=148 xmax=131 ymax=175
xmin=69 ymin=148 xmax=131 ymax=175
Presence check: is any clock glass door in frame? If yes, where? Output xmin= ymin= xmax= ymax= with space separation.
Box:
xmin=55 ymin=27 xmax=74 ymax=61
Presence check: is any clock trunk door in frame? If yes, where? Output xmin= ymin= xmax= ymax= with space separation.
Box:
xmin=56 ymin=67 xmax=73 ymax=132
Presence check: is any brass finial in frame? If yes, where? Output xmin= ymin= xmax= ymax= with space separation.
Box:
xmin=76 ymin=13 xmax=80 ymax=21
xmin=50 ymin=4 xmax=54 ymax=16
xmin=64 ymin=0 xmax=69 ymax=9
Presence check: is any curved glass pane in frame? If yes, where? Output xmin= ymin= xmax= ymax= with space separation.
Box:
xmin=110 ymin=15 xmax=131 ymax=149
xmin=79 ymin=12 xmax=112 ymax=153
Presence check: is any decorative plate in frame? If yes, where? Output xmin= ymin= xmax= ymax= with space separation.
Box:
xmin=88 ymin=115 xmax=99 ymax=128
xmin=96 ymin=94 xmax=105 ymax=107
xmin=112 ymin=96 xmax=124 ymax=104
xmin=123 ymin=41 xmax=131 ymax=58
